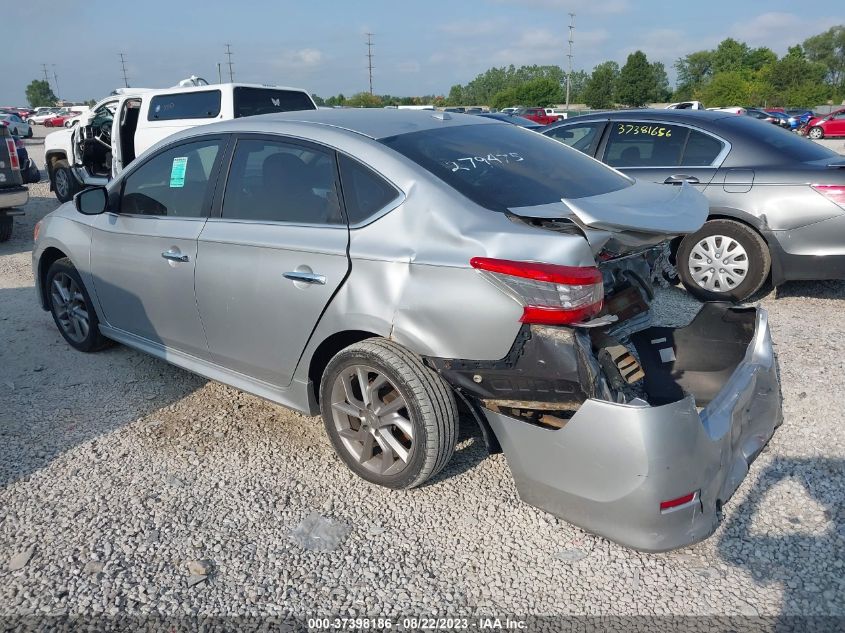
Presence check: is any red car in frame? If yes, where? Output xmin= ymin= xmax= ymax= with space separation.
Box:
xmin=516 ymin=107 xmax=559 ymax=126
xmin=804 ymin=109 xmax=845 ymax=139
xmin=43 ymin=113 xmax=77 ymax=128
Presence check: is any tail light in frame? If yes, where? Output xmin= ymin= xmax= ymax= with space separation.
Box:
xmin=660 ymin=491 xmax=698 ymax=512
xmin=470 ymin=257 xmax=603 ymax=325
xmin=811 ymin=184 xmax=845 ymax=209
xmin=33 ymin=220 xmax=42 ymax=242
xmin=5 ymin=138 xmax=20 ymax=171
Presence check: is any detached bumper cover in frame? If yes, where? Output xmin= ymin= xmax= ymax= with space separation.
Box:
xmin=484 ymin=308 xmax=781 ymax=552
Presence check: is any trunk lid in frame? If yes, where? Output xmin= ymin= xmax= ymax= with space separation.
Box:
xmin=508 ymin=179 xmax=708 ymax=254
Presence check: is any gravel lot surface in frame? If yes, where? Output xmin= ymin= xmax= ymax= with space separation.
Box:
xmin=0 ymin=129 xmax=844 ymax=622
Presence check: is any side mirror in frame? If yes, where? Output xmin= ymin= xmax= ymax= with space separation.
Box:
xmin=74 ymin=186 xmax=108 ymax=215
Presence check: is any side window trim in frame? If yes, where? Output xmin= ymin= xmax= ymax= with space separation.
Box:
xmin=114 ymin=134 xmax=230 ymax=219
xmin=601 ymin=120 xmax=730 ymax=168
xmin=213 ymin=132 xmax=347 ymax=227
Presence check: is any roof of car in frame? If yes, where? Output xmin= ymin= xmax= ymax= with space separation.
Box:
xmin=559 ymin=109 xmax=736 ymax=123
xmin=206 ymin=108 xmax=498 ymax=140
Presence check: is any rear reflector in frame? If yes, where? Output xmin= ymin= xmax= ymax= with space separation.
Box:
xmin=812 ymin=184 xmax=845 ymax=209
xmin=470 ymin=257 xmax=603 ymax=325
xmin=660 ymin=491 xmax=697 ymax=511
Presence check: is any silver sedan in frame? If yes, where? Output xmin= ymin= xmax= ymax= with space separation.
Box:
xmin=32 ymin=110 xmax=782 ymax=551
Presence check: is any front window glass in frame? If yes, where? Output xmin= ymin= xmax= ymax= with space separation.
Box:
xmin=545 ymin=123 xmax=603 ymax=154
xmin=380 ymin=123 xmax=631 ymax=211
xmin=120 ymin=139 xmax=221 ymax=217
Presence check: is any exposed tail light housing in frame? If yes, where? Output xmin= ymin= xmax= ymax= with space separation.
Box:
xmin=811 ymin=184 xmax=845 ymax=209
xmin=470 ymin=257 xmax=603 ymax=325
xmin=660 ymin=491 xmax=699 ymax=513
xmin=5 ymin=138 xmax=20 ymax=171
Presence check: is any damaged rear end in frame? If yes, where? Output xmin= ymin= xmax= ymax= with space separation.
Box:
xmin=428 ymin=180 xmax=782 ymax=552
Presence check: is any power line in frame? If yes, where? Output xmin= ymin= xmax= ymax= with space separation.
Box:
xmin=52 ymin=65 xmax=60 ymax=100
xmin=366 ymin=33 xmax=374 ymax=95
xmin=225 ymin=43 xmax=234 ymax=82
xmin=119 ymin=53 xmax=129 ymax=88
xmin=565 ymin=13 xmax=575 ymax=110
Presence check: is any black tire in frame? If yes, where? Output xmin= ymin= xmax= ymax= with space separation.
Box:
xmin=45 ymin=257 xmax=111 ymax=352
xmin=808 ymin=126 xmax=824 ymax=139
xmin=319 ymin=338 xmax=458 ymax=489
xmin=11 ymin=127 xmax=19 ymax=136
xmin=0 ymin=217 xmax=12 ymax=242
xmin=26 ymin=128 xmax=33 ymax=138
xmin=677 ymin=219 xmax=770 ymax=302
xmin=52 ymin=159 xmax=79 ymax=203
xmin=26 ymin=119 xmax=35 ymax=126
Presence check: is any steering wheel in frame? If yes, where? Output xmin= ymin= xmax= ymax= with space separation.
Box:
xmin=94 ymin=120 xmax=112 ymax=148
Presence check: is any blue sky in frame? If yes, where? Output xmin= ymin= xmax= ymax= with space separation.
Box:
xmin=3 ymin=0 xmax=843 ymax=105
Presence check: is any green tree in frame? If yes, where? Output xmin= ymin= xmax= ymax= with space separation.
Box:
xmin=490 ymin=77 xmax=563 ymax=110
xmin=697 ymin=71 xmax=751 ymax=106
xmin=650 ymin=62 xmax=671 ymax=101
xmin=25 ymin=79 xmax=57 ymax=108
xmin=311 ymin=93 xmax=325 ymax=106
xmin=345 ymin=92 xmax=383 ymax=108
xmin=447 ymin=84 xmax=464 ymax=106
xmin=756 ymin=45 xmax=829 ymax=106
xmin=746 ymin=47 xmax=777 ymax=72
xmin=616 ymin=51 xmax=656 ymax=107
xmin=803 ymin=26 xmax=845 ymax=88
xmin=712 ymin=38 xmax=751 ymax=74
xmin=564 ymin=69 xmax=589 ymax=103
xmin=675 ymin=50 xmax=714 ymax=97
xmin=582 ymin=61 xmax=618 ymax=108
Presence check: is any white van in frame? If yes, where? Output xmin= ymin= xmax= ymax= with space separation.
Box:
xmin=44 ymin=82 xmax=316 ymax=202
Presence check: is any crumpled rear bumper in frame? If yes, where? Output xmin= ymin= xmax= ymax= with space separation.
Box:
xmin=484 ymin=308 xmax=781 ymax=552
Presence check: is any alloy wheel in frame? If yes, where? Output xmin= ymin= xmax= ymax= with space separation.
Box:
xmin=687 ymin=235 xmax=749 ymax=292
xmin=50 ymin=272 xmax=90 ymax=343
xmin=54 ymin=169 xmax=69 ymax=199
xmin=329 ymin=364 xmax=414 ymax=477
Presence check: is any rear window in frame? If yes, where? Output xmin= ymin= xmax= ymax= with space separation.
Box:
xmin=380 ymin=123 xmax=631 ymax=211
xmin=722 ymin=116 xmax=837 ymax=162
xmin=148 ymin=90 xmax=222 ymax=121
xmin=233 ymin=87 xmax=316 ymax=118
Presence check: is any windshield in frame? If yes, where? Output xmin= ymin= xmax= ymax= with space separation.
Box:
xmin=722 ymin=116 xmax=837 ymax=162
xmin=380 ymin=123 xmax=632 ymax=211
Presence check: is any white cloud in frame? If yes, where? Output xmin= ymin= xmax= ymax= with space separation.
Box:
xmin=438 ymin=18 xmax=507 ymax=37
xmin=489 ymin=0 xmax=629 ymax=15
xmin=489 ymin=27 xmax=609 ymax=66
xmin=275 ymin=48 xmax=324 ymax=69
xmin=730 ymin=12 xmax=845 ymax=51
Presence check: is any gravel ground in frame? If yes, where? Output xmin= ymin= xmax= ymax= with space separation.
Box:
xmin=0 ymin=132 xmax=844 ymax=623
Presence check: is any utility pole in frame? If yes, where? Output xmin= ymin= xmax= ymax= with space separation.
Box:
xmin=119 ymin=53 xmax=129 ymax=88
xmin=366 ymin=33 xmax=374 ymax=95
xmin=217 ymin=63 xmax=222 ymax=84
xmin=41 ymin=63 xmax=50 ymax=86
xmin=565 ymin=13 xmax=575 ymax=111
xmin=225 ymin=43 xmax=234 ymax=82
xmin=52 ymin=65 xmax=60 ymax=101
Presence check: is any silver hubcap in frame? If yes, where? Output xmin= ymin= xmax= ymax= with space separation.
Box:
xmin=55 ymin=169 xmax=69 ymax=198
xmin=688 ymin=235 xmax=749 ymax=292
xmin=51 ymin=272 xmax=90 ymax=343
xmin=329 ymin=365 xmax=413 ymax=477
xmin=810 ymin=128 xmax=822 ymax=138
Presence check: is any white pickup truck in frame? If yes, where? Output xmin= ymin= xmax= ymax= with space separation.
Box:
xmin=44 ymin=81 xmax=316 ymax=202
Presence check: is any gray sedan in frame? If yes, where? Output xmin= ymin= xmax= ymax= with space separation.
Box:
xmin=32 ymin=110 xmax=781 ymax=551
xmin=543 ymin=110 xmax=845 ymax=301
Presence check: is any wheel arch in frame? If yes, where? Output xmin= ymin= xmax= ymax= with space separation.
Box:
xmin=37 ymin=246 xmax=70 ymax=310
xmin=307 ymin=330 xmax=381 ymax=404
xmin=45 ymin=151 xmax=69 ymax=192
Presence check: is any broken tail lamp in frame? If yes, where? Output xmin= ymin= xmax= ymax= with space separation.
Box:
xmin=470 ymin=257 xmax=603 ymax=325
xmin=660 ymin=491 xmax=699 ymax=513
xmin=811 ymin=185 xmax=845 ymax=210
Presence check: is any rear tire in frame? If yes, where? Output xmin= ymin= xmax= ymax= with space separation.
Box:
xmin=808 ymin=126 xmax=824 ymax=139
xmin=319 ymin=338 xmax=458 ymax=489
xmin=52 ymin=159 xmax=79 ymax=203
xmin=677 ymin=219 xmax=770 ymax=302
xmin=0 ymin=217 xmax=12 ymax=242
xmin=46 ymin=258 xmax=111 ymax=352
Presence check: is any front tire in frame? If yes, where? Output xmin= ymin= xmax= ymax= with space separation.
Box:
xmin=677 ymin=219 xmax=770 ymax=302
xmin=46 ymin=258 xmax=111 ymax=352
xmin=52 ymin=159 xmax=79 ymax=203
xmin=26 ymin=127 xmax=33 ymax=138
xmin=319 ymin=338 xmax=458 ymax=489
xmin=808 ymin=126 xmax=824 ymax=139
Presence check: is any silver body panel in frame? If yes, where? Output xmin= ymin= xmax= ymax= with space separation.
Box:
xmin=32 ymin=110 xmax=782 ymax=550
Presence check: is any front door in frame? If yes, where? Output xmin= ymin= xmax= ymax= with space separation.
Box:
xmin=601 ymin=121 xmax=725 ymax=189
xmin=90 ymin=136 xmax=225 ymax=359
xmin=195 ymin=136 xmax=350 ymax=387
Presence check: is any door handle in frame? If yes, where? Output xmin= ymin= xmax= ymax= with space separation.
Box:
xmin=663 ymin=175 xmax=700 ymax=185
xmin=283 ymin=271 xmax=326 ymax=285
xmin=161 ymin=250 xmax=189 ymax=263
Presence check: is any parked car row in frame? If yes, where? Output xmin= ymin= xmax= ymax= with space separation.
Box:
xmin=33 ymin=109 xmax=782 ymax=551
